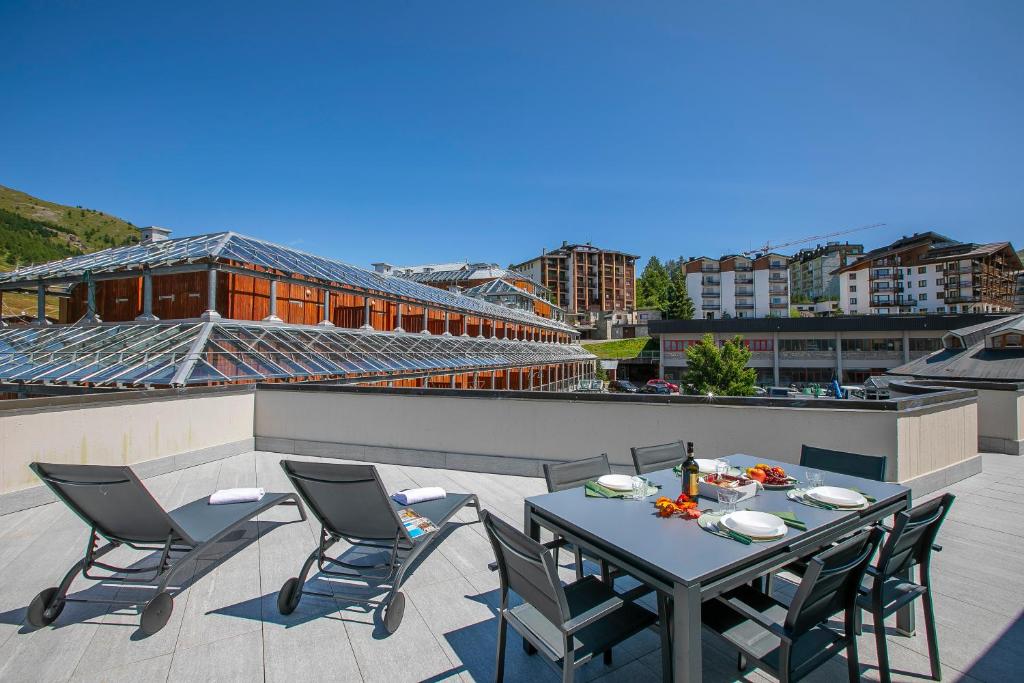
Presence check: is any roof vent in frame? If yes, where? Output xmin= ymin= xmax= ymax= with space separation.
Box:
xmin=140 ymin=226 xmax=171 ymax=243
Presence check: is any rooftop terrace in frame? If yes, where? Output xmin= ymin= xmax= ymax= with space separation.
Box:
xmin=0 ymin=449 xmax=1019 ymax=683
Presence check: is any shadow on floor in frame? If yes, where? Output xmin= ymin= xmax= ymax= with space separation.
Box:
xmin=0 ymin=520 xmax=291 ymax=638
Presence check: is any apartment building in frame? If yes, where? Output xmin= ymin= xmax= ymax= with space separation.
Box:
xmin=684 ymin=253 xmax=790 ymax=319
xmin=789 ymin=242 xmax=864 ymax=302
xmin=510 ymin=242 xmax=637 ymax=327
xmin=836 ymin=233 xmax=1021 ymax=315
xmin=650 ymin=313 xmax=1007 ymax=386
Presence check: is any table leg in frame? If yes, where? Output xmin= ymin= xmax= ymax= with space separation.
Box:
xmin=524 ymin=504 xmax=541 ymax=542
xmin=672 ymin=582 xmax=702 ymax=683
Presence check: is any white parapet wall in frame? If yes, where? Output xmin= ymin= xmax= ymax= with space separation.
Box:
xmin=0 ymin=386 xmax=256 ymax=513
xmin=254 ymin=385 xmax=980 ymax=495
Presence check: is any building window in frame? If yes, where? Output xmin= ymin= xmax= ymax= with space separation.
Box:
xmin=919 ymin=293 xmax=927 ymax=301
xmin=849 ymin=285 xmax=857 ymax=292
xmin=918 ymin=266 xmax=927 ymax=274
xmin=910 ymin=338 xmax=943 ymax=352
xmin=936 ymin=279 xmax=943 ymax=286
xmin=936 ymin=291 xmax=944 ymax=299
xmin=850 ymin=297 xmax=857 ymax=305
xmin=779 ymin=339 xmax=836 ymax=352
xmin=842 ymin=338 xmax=903 ymax=352
xmin=936 ymin=306 xmax=945 ymax=313
xmin=748 ymin=339 xmax=772 ymax=352
xmin=918 ymin=280 xmax=926 ymax=287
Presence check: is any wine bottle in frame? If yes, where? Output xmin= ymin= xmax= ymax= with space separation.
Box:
xmin=682 ymin=441 xmax=700 ymax=497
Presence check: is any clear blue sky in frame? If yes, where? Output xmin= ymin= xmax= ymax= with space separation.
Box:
xmin=2 ymin=1 xmax=1021 ymax=268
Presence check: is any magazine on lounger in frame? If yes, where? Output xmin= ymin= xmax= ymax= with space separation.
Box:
xmin=397 ymin=508 xmax=438 ymax=539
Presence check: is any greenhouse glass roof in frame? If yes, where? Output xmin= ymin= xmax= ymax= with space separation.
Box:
xmin=0 ymin=232 xmax=576 ymax=333
xmin=0 ymin=321 xmax=594 ymax=387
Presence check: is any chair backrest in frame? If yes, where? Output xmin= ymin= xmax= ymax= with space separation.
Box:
xmin=30 ymin=462 xmax=189 ymax=544
xmin=800 ymin=445 xmax=888 ymax=481
xmin=280 ymin=460 xmax=406 ymax=542
xmin=481 ymin=510 xmax=569 ymax=628
xmin=786 ymin=526 xmax=884 ymax=636
xmin=877 ymin=493 xmax=955 ymax=578
xmin=543 ymin=454 xmax=611 ymax=492
xmin=630 ymin=441 xmax=685 ymax=475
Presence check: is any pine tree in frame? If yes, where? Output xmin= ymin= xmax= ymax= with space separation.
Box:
xmin=664 ymin=267 xmax=695 ymax=320
xmin=636 ymin=256 xmax=670 ymax=310
xmin=684 ymin=334 xmax=757 ymax=396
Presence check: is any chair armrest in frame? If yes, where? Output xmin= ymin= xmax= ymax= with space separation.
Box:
xmin=877 ymin=522 xmax=894 ymax=533
xmin=488 ymin=538 xmax=569 ymax=571
xmin=932 ymin=543 xmax=942 ymax=552
xmin=715 ymin=595 xmax=790 ymax=641
xmin=562 ymin=583 xmax=652 ymax=634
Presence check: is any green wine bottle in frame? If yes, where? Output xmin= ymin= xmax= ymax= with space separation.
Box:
xmin=683 ymin=441 xmax=700 ymax=498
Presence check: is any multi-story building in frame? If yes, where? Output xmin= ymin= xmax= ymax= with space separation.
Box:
xmin=0 ymin=230 xmax=592 ymax=392
xmin=684 ymin=253 xmax=790 ymax=319
xmin=510 ymin=242 xmax=637 ymax=328
xmin=650 ymin=313 xmax=1008 ymax=386
xmin=789 ymin=242 xmax=864 ymax=302
xmin=836 ymin=233 xmax=1021 ymax=315
xmin=1015 ymin=270 xmax=1024 ymax=311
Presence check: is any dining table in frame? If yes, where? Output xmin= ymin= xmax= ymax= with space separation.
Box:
xmin=522 ymin=454 xmax=912 ymax=683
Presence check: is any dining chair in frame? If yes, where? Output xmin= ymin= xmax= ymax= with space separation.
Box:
xmin=857 ymin=493 xmax=955 ymax=683
xmin=800 ymin=444 xmax=888 ymax=481
xmin=481 ymin=510 xmax=658 ymax=683
xmin=703 ymin=526 xmax=884 ymax=682
xmin=630 ymin=441 xmax=685 ymax=475
xmin=542 ymin=454 xmax=611 ymax=580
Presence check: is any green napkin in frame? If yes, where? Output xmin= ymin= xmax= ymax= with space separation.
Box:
xmin=851 ymin=488 xmax=877 ymax=503
xmin=720 ymin=527 xmax=754 ymax=544
xmin=767 ymin=511 xmax=807 ymax=531
xmin=584 ymin=480 xmax=658 ymax=499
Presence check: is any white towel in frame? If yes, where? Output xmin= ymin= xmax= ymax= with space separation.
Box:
xmin=209 ymin=487 xmax=266 ymax=505
xmin=392 ymin=487 xmax=446 ymax=505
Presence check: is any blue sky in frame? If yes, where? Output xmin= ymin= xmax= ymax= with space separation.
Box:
xmin=1 ymin=1 xmax=1021 ymax=268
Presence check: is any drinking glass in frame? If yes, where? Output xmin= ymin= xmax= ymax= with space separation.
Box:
xmin=717 ymin=487 xmax=741 ymax=513
xmin=631 ymin=476 xmax=647 ymax=500
xmin=806 ymin=471 xmax=825 ymax=489
xmin=715 ymin=460 xmax=730 ymax=481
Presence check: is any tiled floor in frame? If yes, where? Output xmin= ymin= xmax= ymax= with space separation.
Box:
xmin=0 ymin=451 xmax=1019 ymax=682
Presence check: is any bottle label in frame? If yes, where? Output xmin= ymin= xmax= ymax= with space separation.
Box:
xmin=686 ymin=472 xmax=699 ymax=496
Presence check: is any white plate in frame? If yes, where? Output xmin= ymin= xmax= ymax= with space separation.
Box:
xmin=597 ymin=474 xmax=635 ymax=492
xmin=695 ymin=458 xmax=723 ymax=473
xmin=806 ymin=486 xmax=867 ymax=508
xmin=721 ymin=510 xmax=787 ymax=538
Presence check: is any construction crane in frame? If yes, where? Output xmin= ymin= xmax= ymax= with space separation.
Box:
xmin=739 ymin=223 xmax=886 ymax=258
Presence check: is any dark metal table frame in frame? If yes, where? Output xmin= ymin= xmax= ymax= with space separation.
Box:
xmin=523 ymin=454 xmax=912 ymax=683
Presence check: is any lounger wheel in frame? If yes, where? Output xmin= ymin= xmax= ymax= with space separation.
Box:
xmin=140 ymin=591 xmax=173 ymax=635
xmin=383 ymin=592 xmax=405 ymax=634
xmin=27 ymin=587 xmax=64 ymax=628
xmin=278 ymin=577 xmax=302 ymax=615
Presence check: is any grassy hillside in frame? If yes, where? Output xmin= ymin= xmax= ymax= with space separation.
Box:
xmin=582 ymin=336 xmax=657 ymax=359
xmin=0 ymin=184 xmax=141 ymax=317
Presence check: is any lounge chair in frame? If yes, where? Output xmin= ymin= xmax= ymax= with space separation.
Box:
xmin=26 ymin=462 xmax=306 ymax=635
xmin=277 ymin=459 xmax=480 ymax=633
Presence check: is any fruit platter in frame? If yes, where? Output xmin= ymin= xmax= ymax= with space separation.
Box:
xmin=742 ymin=463 xmax=798 ymax=489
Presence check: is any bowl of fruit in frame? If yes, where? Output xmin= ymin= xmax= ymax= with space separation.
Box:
xmin=743 ymin=463 xmax=798 ymax=489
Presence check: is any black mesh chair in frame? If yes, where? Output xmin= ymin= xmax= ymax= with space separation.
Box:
xmin=703 ymin=526 xmax=884 ymax=682
xmin=542 ymin=454 xmax=611 ymax=580
xmin=481 ymin=510 xmax=657 ymax=683
xmin=630 ymin=441 xmax=685 ymax=475
xmin=26 ymin=462 xmax=306 ymax=635
xmin=858 ymin=493 xmax=955 ymax=683
xmin=800 ymin=444 xmax=888 ymax=481
xmin=277 ymin=459 xmax=480 ymax=633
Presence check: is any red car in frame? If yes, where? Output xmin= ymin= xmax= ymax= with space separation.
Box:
xmin=646 ymin=379 xmax=679 ymax=393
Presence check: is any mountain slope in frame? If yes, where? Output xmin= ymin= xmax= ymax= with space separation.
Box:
xmin=0 ymin=184 xmax=141 ymax=317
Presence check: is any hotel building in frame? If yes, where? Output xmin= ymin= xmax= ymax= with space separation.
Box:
xmin=684 ymin=253 xmax=791 ymax=319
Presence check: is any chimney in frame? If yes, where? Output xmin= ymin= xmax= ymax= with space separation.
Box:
xmin=140 ymin=226 xmax=171 ymax=243
xmin=371 ymin=262 xmax=393 ymax=275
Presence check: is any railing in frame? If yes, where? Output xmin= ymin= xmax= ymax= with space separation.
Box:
xmin=702 ymin=303 xmax=721 ymax=310
xmin=735 ymin=276 xmax=754 ymax=284
xmin=702 ymin=290 xmax=720 ymax=297
xmin=735 ymin=288 xmax=754 ymax=296
xmin=735 ymin=265 xmax=753 ymax=272
xmin=702 ymin=278 xmax=721 ymax=286
xmin=735 ymin=302 xmax=754 ymax=309
xmin=701 ymin=266 xmax=720 ymax=273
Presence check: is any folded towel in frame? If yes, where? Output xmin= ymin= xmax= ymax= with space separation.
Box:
xmin=209 ymin=487 xmax=265 ymax=505
xmin=392 ymin=487 xmax=446 ymax=505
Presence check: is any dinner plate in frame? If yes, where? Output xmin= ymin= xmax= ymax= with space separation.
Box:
xmin=721 ymin=510 xmax=787 ymax=539
xmin=806 ymin=486 xmax=867 ymax=508
xmin=695 ymin=458 xmax=723 ymax=473
xmin=597 ymin=474 xmax=635 ymax=492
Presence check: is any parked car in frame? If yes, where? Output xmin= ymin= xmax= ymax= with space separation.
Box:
xmin=646 ymin=378 xmax=679 ymax=393
xmin=608 ymin=379 xmax=639 ymax=393
xmin=753 ymin=386 xmax=768 ymax=397
xmin=639 ymin=384 xmax=671 ymax=395
xmin=576 ymin=379 xmax=606 ymax=393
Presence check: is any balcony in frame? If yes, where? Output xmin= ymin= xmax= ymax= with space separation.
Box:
xmin=735 ymin=301 xmax=754 ymax=309
xmin=701 ymin=277 xmax=721 ymax=286
xmin=769 ymin=287 xmax=788 ymax=296
xmin=734 ymin=275 xmax=753 ymax=285
xmin=735 ymin=264 xmax=753 ymax=272
xmin=735 ymin=288 xmax=754 ymax=296
xmin=700 ymin=266 xmax=720 ymax=273
xmin=702 ymin=290 xmax=720 ymax=298
xmin=944 ymin=295 xmax=981 ymax=304
xmin=768 ymin=276 xmax=787 ymax=283
xmin=769 ymin=301 xmax=788 ymax=308
xmin=701 ymin=303 xmax=721 ymax=310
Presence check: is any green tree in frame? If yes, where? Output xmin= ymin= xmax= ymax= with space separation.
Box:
xmin=636 ymin=256 xmax=670 ymax=310
xmin=684 ymin=334 xmax=757 ymax=396
xmin=664 ymin=267 xmax=695 ymax=320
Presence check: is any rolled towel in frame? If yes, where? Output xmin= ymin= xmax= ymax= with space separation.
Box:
xmin=392 ymin=487 xmax=446 ymax=505
xmin=209 ymin=487 xmax=266 ymax=505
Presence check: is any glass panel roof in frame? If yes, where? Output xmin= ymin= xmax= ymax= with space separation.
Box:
xmin=0 ymin=321 xmax=593 ymax=387
xmin=0 ymin=232 xmax=575 ymax=333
